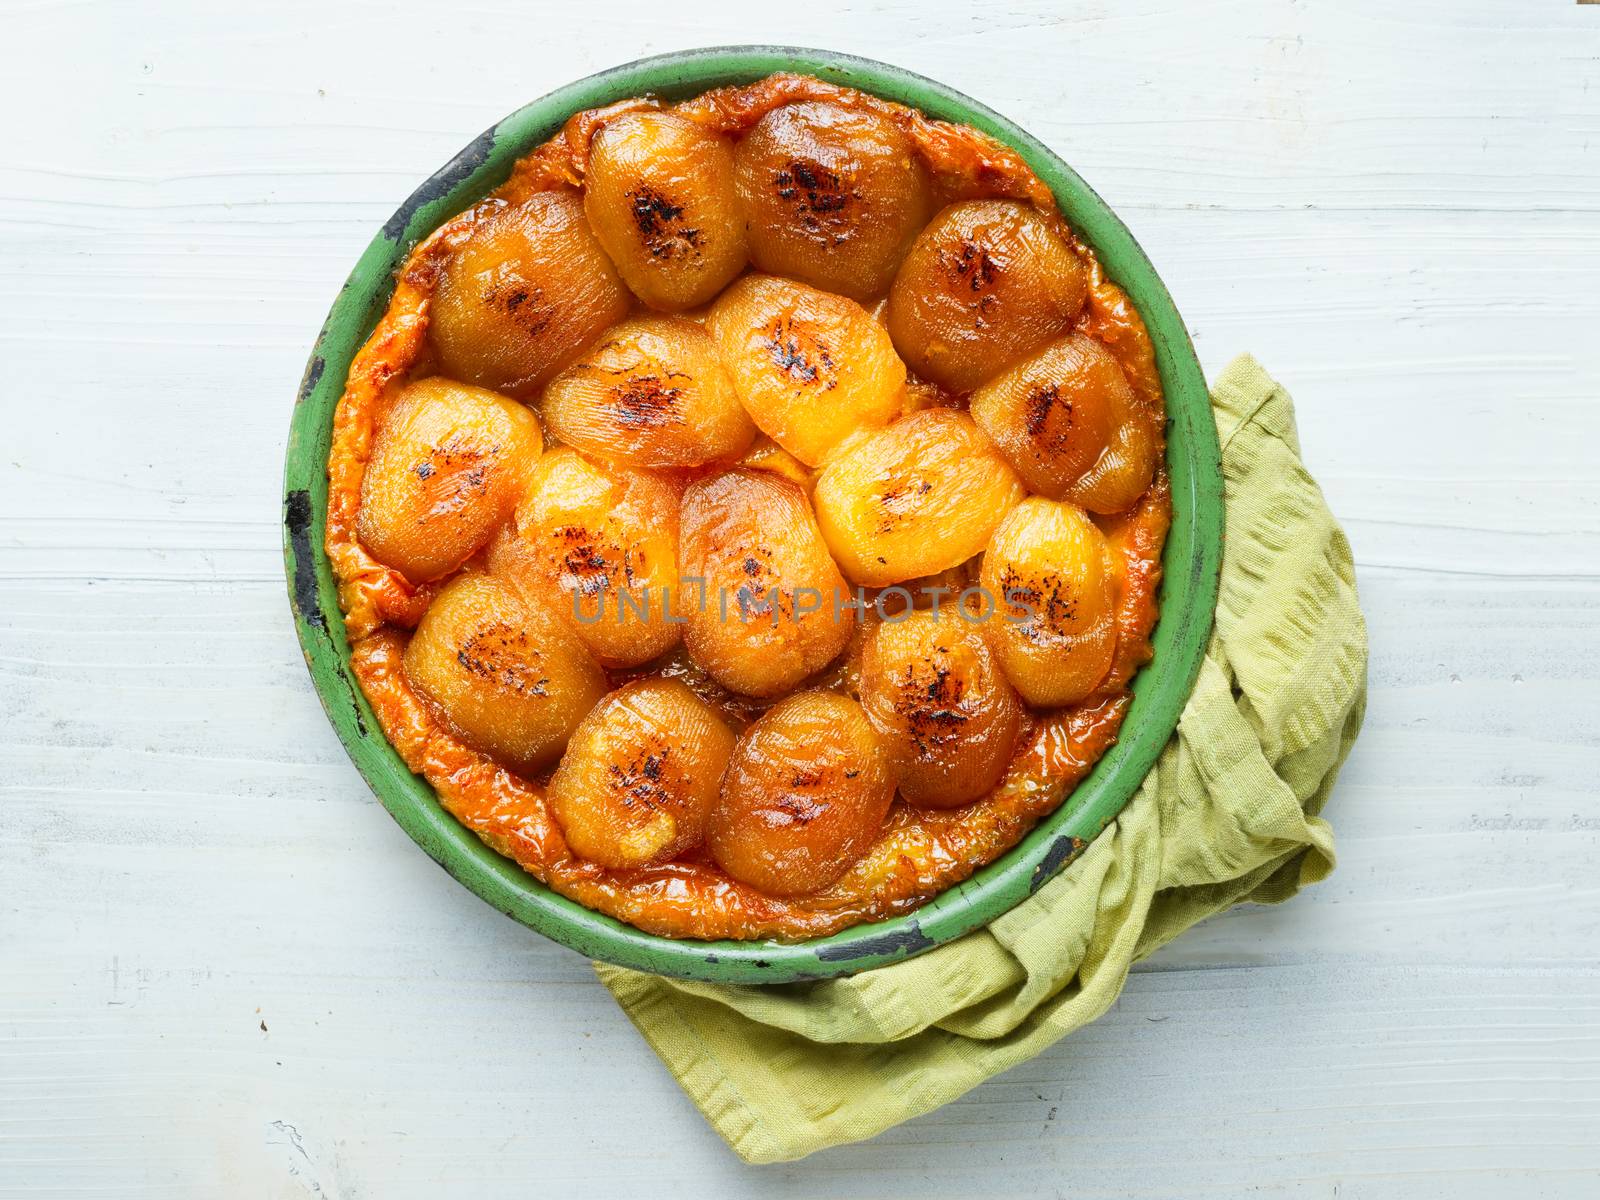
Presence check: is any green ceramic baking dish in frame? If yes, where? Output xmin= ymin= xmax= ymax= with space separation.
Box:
xmin=282 ymin=46 xmax=1223 ymax=984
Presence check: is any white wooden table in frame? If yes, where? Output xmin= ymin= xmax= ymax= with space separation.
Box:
xmin=3 ymin=2 xmax=1597 ymax=1195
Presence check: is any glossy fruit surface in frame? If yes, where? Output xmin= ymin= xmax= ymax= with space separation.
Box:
xmin=734 ymin=100 xmax=933 ymax=300
xmin=708 ymin=691 xmax=894 ymax=895
xmin=357 ymin=377 xmax=543 ymax=584
xmin=858 ymin=610 xmax=1023 ymax=808
xmin=887 ymin=200 xmax=1086 ymax=393
xmin=542 ymin=316 xmax=756 ymax=468
xmin=584 ymin=111 xmax=747 ymax=311
xmin=486 ymin=448 xmax=682 ymax=668
xmin=970 ymin=332 xmax=1153 ymax=508
xmin=431 ymin=190 xmax=630 ymax=397
xmin=546 ymin=678 xmax=736 ymax=869
xmin=402 ymin=573 xmax=606 ymax=773
xmin=978 ymin=497 xmax=1116 ymax=706
xmin=678 ymin=468 xmax=855 ymax=697
xmin=705 ymin=274 xmax=905 ymax=466
xmin=812 ymin=408 xmax=1023 ymax=586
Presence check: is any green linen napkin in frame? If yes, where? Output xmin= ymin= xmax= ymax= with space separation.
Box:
xmin=595 ymin=354 xmax=1368 ymax=1163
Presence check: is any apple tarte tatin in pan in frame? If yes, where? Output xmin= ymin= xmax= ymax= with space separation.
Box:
xmin=325 ymin=74 xmax=1169 ymax=941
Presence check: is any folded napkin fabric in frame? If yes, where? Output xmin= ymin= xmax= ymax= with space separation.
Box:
xmin=596 ymin=354 xmax=1368 ymax=1163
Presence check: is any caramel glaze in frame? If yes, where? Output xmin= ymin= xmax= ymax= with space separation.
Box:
xmin=327 ymin=73 xmax=1172 ymax=941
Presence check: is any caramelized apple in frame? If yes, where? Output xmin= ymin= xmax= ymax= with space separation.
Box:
xmin=679 ymin=469 xmax=855 ymax=697
xmin=403 ymin=573 xmax=606 ymax=773
xmin=812 ymin=409 xmax=1024 ymax=587
xmin=733 ymin=101 xmax=932 ymax=300
xmin=705 ymin=274 xmax=905 ymax=466
xmin=430 ymin=191 xmax=630 ymax=397
xmin=1062 ymin=388 xmax=1159 ymax=517
xmin=887 ymin=200 xmax=1087 ymax=393
xmin=541 ymin=316 xmax=756 ymax=468
xmin=546 ymin=678 xmax=736 ymax=869
xmin=486 ymin=448 xmax=682 ymax=668
xmin=707 ymin=691 xmax=894 ymax=895
xmin=859 ymin=610 xmax=1023 ymax=807
xmin=969 ymin=333 xmax=1155 ymax=512
xmin=356 ymin=377 xmax=543 ymax=584
xmin=978 ymin=498 xmax=1116 ymax=706
xmin=583 ymin=111 xmax=747 ymax=311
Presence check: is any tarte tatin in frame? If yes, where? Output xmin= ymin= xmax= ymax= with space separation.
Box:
xmin=325 ymin=74 xmax=1170 ymax=941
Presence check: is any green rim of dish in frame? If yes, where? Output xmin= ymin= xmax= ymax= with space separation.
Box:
xmin=282 ymin=46 xmax=1223 ymax=983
